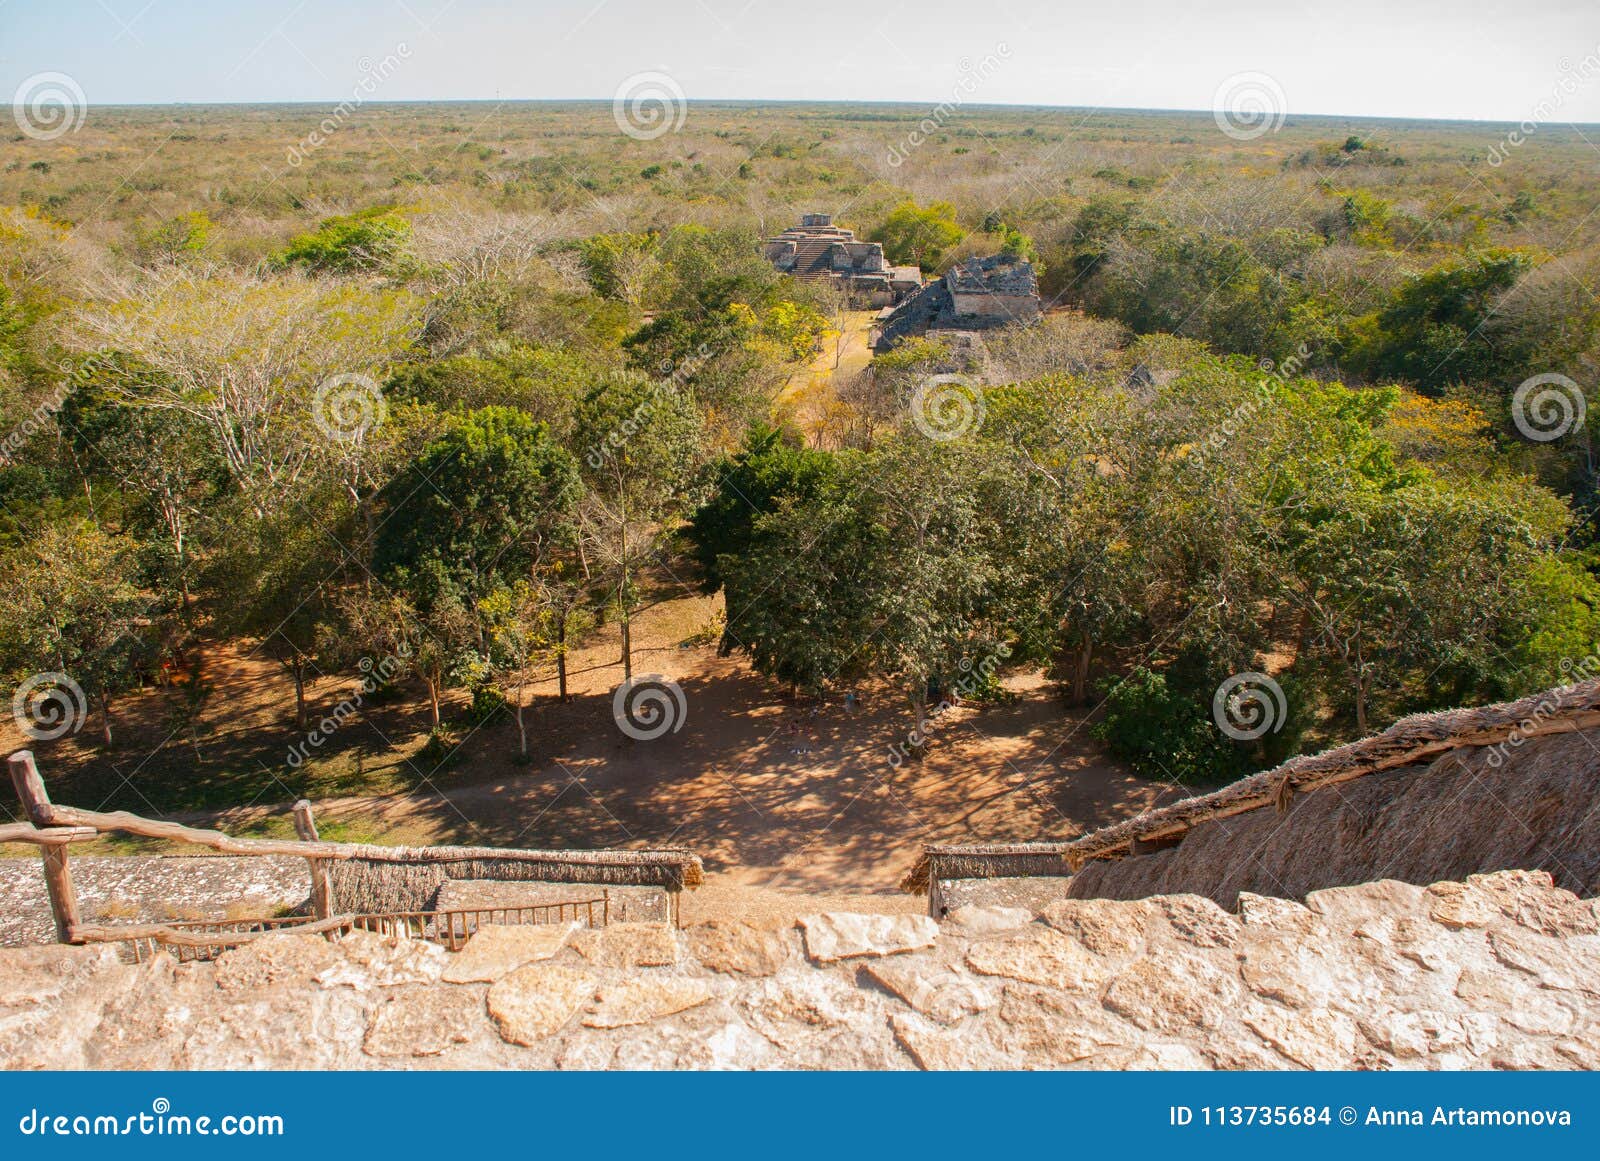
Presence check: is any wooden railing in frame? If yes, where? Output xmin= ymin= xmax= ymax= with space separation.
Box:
xmin=3 ymin=749 xmax=688 ymax=955
xmin=108 ymin=898 xmax=611 ymax=963
xmin=348 ymin=898 xmax=610 ymax=951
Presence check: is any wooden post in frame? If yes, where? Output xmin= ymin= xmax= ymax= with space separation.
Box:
xmin=292 ymin=799 xmax=332 ymax=920
xmin=9 ymin=751 xmax=80 ymax=942
xmin=7 ymin=749 xmax=54 ymax=825
xmin=40 ymin=845 xmax=81 ymax=943
xmin=291 ymin=799 xmax=321 ymax=842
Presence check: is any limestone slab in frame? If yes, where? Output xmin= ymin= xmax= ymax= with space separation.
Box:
xmin=862 ymin=958 xmax=996 ymax=1025
xmin=571 ymin=922 xmax=678 ymax=968
xmin=441 ymin=922 xmax=578 ymax=983
xmin=1040 ymin=898 xmax=1152 ymax=957
xmin=684 ymin=920 xmax=787 ymax=976
xmin=488 ymin=964 xmax=597 ymax=1045
xmin=584 ymin=977 xmax=712 ymax=1029
xmin=890 ymin=1011 xmax=1016 ymax=1070
xmin=796 ymin=912 xmax=938 ymax=963
xmin=964 ymin=925 xmax=1108 ymax=991
xmin=1242 ymin=1004 xmax=1365 ymax=1069
xmin=1101 ymin=953 xmax=1240 ymax=1034
xmin=363 ymin=987 xmax=483 ymax=1058
xmin=944 ymin=906 xmax=1034 ymax=935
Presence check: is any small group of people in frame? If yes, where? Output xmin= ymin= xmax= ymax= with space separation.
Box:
xmin=774 ymin=690 xmax=864 ymax=755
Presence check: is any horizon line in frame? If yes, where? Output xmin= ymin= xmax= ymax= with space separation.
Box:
xmin=13 ymin=97 xmax=1593 ymax=131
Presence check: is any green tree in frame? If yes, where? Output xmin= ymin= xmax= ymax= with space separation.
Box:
xmin=385 ymin=345 xmax=597 ymax=444
xmin=373 ymin=408 xmax=582 ymax=727
xmin=280 ymin=206 xmax=412 ymax=274
xmin=373 ymin=406 xmax=582 ymax=616
xmin=0 ymin=521 xmax=155 ymax=746
xmin=687 ymin=424 xmax=838 ymax=598
xmin=573 ymin=374 xmax=705 ymax=677
xmin=576 ymin=232 xmax=658 ymax=304
xmin=871 ymin=201 xmax=967 ymax=272
xmin=219 ymin=507 xmax=344 ymax=730
xmin=58 ymin=352 xmax=223 ymax=623
xmin=724 ymin=439 xmax=1004 ymax=741
xmin=478 ymin=580 xmax=557 ymax=758
xmin=1350 ymin=249 xmax=1534 ymax=391
xmin=1086 ymin=223 xmax=1322 ymax=361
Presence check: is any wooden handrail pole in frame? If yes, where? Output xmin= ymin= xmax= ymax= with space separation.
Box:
xmin=8 ymin=750 xmax=58 ymax=826
xmin=42 ymin=845 xmax=82 ymax=944
xmin=291 ymin=799 xmax=320 ymax=842
xmin=292 ymin=799 xmax=332 ymax=920
xmin=8 ymin=751 xmax=80 ymax=942
xmin=0 ymin=823 xmax=98 ymax=845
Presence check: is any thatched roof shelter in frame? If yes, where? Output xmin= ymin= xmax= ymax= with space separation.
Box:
xmin=328 ymin=846 xmax=703 ymax=915
xmin=903 ymin=679 xmax=1600 ymax=900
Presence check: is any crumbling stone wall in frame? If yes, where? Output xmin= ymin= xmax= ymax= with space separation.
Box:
xmin=1 ymin=870 xmax=1595 ymax=1070
xmin=0 ymin=855 xmax=309 ymax=948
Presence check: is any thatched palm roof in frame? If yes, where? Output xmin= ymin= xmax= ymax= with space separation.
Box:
xmin=903 ymin=679 xmax=1600 ymax=894
xmin=328 ymin=846 xmax=704 ymax=914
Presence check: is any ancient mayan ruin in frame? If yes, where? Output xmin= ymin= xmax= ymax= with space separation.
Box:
xmin=761 ymin=214 xmax=923 ymax=305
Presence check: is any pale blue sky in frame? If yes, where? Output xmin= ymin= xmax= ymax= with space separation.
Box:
xmin=2 ymin=0 xmax=1599 ymax=122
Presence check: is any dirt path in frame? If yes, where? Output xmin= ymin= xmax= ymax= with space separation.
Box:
xmin=776 ymin=309 xmax=876 ymax=438
xmin=7 ymin=593 xmax=1176 ymax=911
xmin=217 ymin=622 xmax=1172 ymax=898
